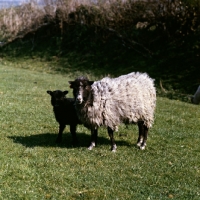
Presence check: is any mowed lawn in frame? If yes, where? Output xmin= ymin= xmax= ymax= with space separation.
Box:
xmin=0 ymin=63 xmax=200 ymax=200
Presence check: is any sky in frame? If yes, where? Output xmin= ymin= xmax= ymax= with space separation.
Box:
xmin=0 ymin=0 xmax=27 ymax=7
xmin=0 ymin=0 xmax=39 ymax=8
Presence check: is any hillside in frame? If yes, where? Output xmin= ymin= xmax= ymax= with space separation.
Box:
xmin=0 ymin=63 xmax=200 ymax=199
xmin=0 ymin=0 xmax=200 ymax=99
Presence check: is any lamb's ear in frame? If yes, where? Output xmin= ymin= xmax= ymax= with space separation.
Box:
xmin=63 ymin=91 xmax=69 ymax=96
xmin=89 ymin=81 xmax=94 ymax=85
xmin=47 ymin=90 xmax=53 ymax=95
xmin=68 ymin=81 xmax=74 ymax=88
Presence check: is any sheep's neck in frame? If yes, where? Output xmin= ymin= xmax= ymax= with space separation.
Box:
xmin=84 ymin=92 xmax=93 ymax=107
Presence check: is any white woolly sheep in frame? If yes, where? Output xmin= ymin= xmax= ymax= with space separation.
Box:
xmin=69 ymin=72 xmax=156 ymax=151
xmin=191 ymin=85 xmax=200 ymax=105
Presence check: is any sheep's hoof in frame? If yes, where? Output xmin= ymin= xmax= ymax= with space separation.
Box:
xmin=137 ymin=141 xmax=145 ymax=148
xmin=111 ymin=144 xmax=117 ymax=152
xmin=140 ymin=144 xmax=146 ymax=150
xmin=137 ymin=142 xmax=141 ymax=147
xmin=88 ymin=142 xmax=95 ymax=150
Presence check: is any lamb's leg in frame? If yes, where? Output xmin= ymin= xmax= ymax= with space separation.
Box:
xmin=107 ymin=127 xmax=117 ymax=152
xmin=137 ymin=121 xmax=144 ymax=148
xmin=56 ymin=124 xmax=65 ymax=143
xmin=88 ymin=128 xmax=98 ymax=150
xmin=70 ymin=124 xmax=78 ymax=146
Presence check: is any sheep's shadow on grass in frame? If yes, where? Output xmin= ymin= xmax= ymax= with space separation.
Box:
xmin=8 ymin=132 xmax=132 ymax=149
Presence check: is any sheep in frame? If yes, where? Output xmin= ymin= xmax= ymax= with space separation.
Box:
xmin=47 ymin=90 xmax=101 ymax=146
xmin=47 ymin=90 xmax=82 ymax=145
xmin=69 ymin=72 xmax=156 ymax=151
xmin=191 ymin=85 xmax=200 ymax=105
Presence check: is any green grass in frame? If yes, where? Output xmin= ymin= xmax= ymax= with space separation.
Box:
xmin=0 ymin=62 xmax=200 ymax=200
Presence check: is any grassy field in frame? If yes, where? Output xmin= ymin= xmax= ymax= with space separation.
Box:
xmin=0 ymin=61 xmax=200 ymax=200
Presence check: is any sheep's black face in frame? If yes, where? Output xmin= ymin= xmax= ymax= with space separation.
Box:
xmin=47 ymin=90 xmax=68 ymax=107
xmin=69 ymin=78 xmax=94 ymax=104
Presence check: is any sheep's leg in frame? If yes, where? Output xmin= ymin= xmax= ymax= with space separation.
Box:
xmin=88 ymin=128 xmax=98 ymax=150
xmin=140 ymin=125 xmax=148 ymax=150
xmin=70 ymin=124 xmax=78 ymax=146
xmin=137 ymin=122 xmax=148 ymax=150
xmin=56 ymin=124 xmax=66 ymax=143
xmin=137 ymin=121 xmax=144 ymax=147
xmin=107 ymin=127 xmax=117 ymax=152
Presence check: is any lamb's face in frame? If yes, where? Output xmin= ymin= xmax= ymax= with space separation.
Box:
xmin=69 ymin=78 xmax=94 ymax=104
xmin=47 ymin=90 xmax=68 ymax=107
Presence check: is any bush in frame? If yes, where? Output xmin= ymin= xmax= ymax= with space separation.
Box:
xmin=0 ymin=0 xmax=200 ymax=94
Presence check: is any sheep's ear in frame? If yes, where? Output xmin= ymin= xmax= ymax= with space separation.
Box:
xmin=68 ymin=81 xmax=74 ymax=88
xmin=47 ymin=90 xmax=53 ymax=95
xmin=63 ymin=91 xmax=69 ymax=96
xmin=89 ymin=81 xmax=94 ymax=85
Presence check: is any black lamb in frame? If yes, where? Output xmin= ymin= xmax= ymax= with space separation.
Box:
xmin=47 ymin=90 xmax=82 ymax=145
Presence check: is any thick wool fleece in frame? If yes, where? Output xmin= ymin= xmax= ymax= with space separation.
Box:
xmin=76 ymin=72 xmax=156 ymax=131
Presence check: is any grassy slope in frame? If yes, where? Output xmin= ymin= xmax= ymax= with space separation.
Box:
xmin=0 ymin=63 xmax=200 ymax=199
xmin=1 ymin=22 xmax=200 ymax=97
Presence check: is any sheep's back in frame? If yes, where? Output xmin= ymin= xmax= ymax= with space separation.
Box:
xmin=90 ymin=72 xmax=156 ymax=130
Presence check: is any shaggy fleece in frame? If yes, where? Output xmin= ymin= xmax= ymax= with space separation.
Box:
xmin=77 ymin=72 xmax=156 ymax=131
